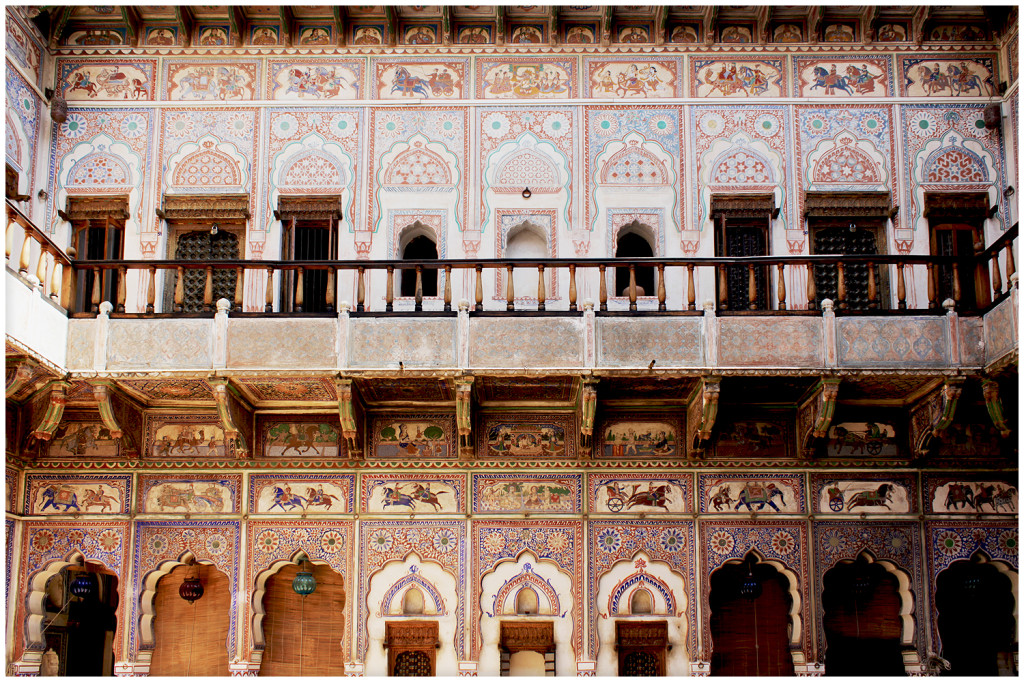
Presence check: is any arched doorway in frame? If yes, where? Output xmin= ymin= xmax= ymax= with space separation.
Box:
xmin=400 ymin=233 xmax=439 ymax=299
xmin=505 ymin=222 xmax=547 ymax=301
xmin=822 ymin=556 xmax=906 ymax=675
xmin=614 ymin=226 xmax=655 ymax=299
xmin=936 ymin=553 xmax=1016 ymax=675
xmin=709 ymin=555 xmax=795 ymax=676
xmin=148 ymin=562 xmax=230 ymax=676
xmin=259 ymin=561 xmax=346 ymax=676
xmin=40 ymin=561 xmax=119 ymax=676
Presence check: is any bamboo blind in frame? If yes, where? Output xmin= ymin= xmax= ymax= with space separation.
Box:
xmin=148 ymin=563 xmax=231 ymax=676
xmin=709 ymin=564 xmax=795 ymax=676
xmin=259 ymin=563 xmax=346 ymax=677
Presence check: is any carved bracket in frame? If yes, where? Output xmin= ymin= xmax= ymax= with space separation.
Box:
xmin=31 ymin=381 xmax=70 ymax=441
xmin=690 ymin=377 xmax=721 ymax=456
xmin=804 ymin=378 xmax=842 ymax=457
xmin=6 ymin=360 xmax=36 ymax=399
xmin=915 ymin=378 xmax=965 ymax=455
xmin=455 ymin=376 xmax=474 ymax=457
xmin=210 ymin=379 xmax=249 ymax=458
xmin=90 ymin=381 xmax=123 ymax=439
xmin=578 ymin=377 xmax=599 ymax=457
xmin=336 ymin=379 xmax=361 ymax=457
xmin=981 ymin=379 xmax=1012 ymax=438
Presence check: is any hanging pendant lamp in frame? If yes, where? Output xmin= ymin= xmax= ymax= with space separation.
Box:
xmin=180 ymin=563 xmax=205 ymax=604
xmin=69 ymin=571 xmax=98 ymax=600
xmin=739 ymin=568 xmax=762 ymax=601
xmin=292 ymin=560 xmax=317 ymax=596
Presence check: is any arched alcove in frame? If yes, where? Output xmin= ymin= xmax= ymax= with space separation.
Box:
xmin=709 ymin=553 xmax=796 ymax=676
xmin=148 ymin=562 xmax=230 ymax=676
xmin=399 ymin=223 xmax=439 ymax=298
xmin=822 ymin=552 xmax=907 ymax=676
xmin=614 ymin=222 xmax=656 ymax=297
xmin=935 ymin=552 xmax=1017 ymax=675
xmin=509 ymin=649 xmax=546 ymax=676
xmin=630 ymin=587 xmax=654 ymax=615
xmin=505 ymin=221 xmax=548 ymax=300
xmin=402 ymin=586 xmax=425 ymax=615
xmin=515 ymin=586 xmax=540 ymax=615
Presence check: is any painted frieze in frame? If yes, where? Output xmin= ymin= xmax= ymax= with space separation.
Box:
xmin=827 ymin=421 xmax=900 ymax=457
xmin=145 ymin=415 xmax=230 ymax=457
xmin=375 ymin=59 xmax=467 ymax=99
xmin=143 ymin=26 xmax=179 ymax=46
xmin=268 ymin=59 xmax=363 ymax=100
xmin=371 ymin=414 xmax=457 ymax=459
xmin=163 ymin=59 xmax=259 ymax=101
xmin=140 ymin=474 xmax=241 ymax=514
xmin=249 ymin=474 xmax=355 ymax=514
xmin=47 ymin=419 xmax=121 ymax=458
xmin=714 ymin=415 xmax=792 ymax=458
xmin=25 ymin=474 xmax=131 ymax=515
xmin=473 ymin=473 xmax=582 ymax=514
xmin=899 ymin=55 xmax=998 ymax=97
xmin=598 ymin=417 xmax=682 ymax=458
xmin=350 ymin=24 xmax=384 ymax=46
xmin=691 ymin=57 xmax=784 ymax=98
xmin=249 ymin=25 xmax=281 ymax=46
xmin=6 ymin=9 xmax=43 ymax=86
xmin=65 ymin=27 xmax=128 ymax=47
xmin=194 ymin=25 xmax=231 ymax=47
xmin=793 ymin=56 xmax=893 ymax=97
xmin=57 ymin=59 xmax=156 ymax=101
xmin=927 ymin=521 xmax=1018 ymax=572
xmin=477 ymin=414 xmax=575 ymax=458
xmin=259 ymin=418 xmax=341 ymax=457
xmin=810 ymin=473 xmax=915 ymax=515
xmin=699 ymin=474 xmax=805 ymax=513
xmin=362 ymin=473 xmax=465 ymax=514
xmin=584 ymin=57 xmax=681 ymax=98
xmin=297 ymin=25 xmax=334 ymax=46
xmin=5 ymin=468 xmax=17 ymax=513
xmin=589 ymin=474 xmax=690 ymax=514
xmin=925 ymin=476 xmax=1018 ymax=514
xmin=6 ymin=59 xmax=40 ymax=201
xmin=477 ymin=58 xmax=575 ymax=99
xmin=236 ymin=377 xmax=338 ymax=402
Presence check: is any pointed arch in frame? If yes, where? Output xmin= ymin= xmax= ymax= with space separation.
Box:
xmin=140 ymin=550 xmax=230 ymax=651
xmin=813 ymin=140 xmax=882 ymax=184
xmin=599 ymin=142 xmax=669 ymax=185
xmin=709 ymin=146 xmax=776 ymax=185
xmin=494 ymin=149 xmax=560 ymax=192
xmin=170 ymin=140 xmax=242 ymax=188
xmin=608 ymin=569 xmax=676 ymax=616
xmin=923 ymin=145 xmax=989 ymax=184
xmin=384 ymin=145 xmax=452 ymax=186
xmin=280 ymin=148 xmax=347 ymax=191
xmin=823 ymin=549 xmax=915 ymax=646
xmin=67 ymin=152 xmax=132 ymax=190
xmin=491 ymin=562 xmax=561 ymax=617
xmin=381 ymin=568 xmax=447 ymax=616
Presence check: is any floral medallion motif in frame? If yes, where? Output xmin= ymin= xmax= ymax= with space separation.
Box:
xmin=256 ymin=530 xmax=280 ymax=554
xmin=205 ymin=534 xmax=227 ymax=556
xmin=596 ymin=529 xmax=622 ymax=553
xmin=320 ymin=530 xmax=344 ymax=553
xmin=433 ymin=528 xmax=457 ymax=553
xmin=483 ymin=532 xmax=507 ymax=553
xmin=710 ymin=530 xmax=735 ymax=555
xmin=660 ymin=529 xmax=686 ymax=552
xmin=998 ymin=529 xmax=1018 ymax=556
xmin=369 ymin=530 xmax=395 ymax=553
xmin=771 ymin=530 xmax=796 ymax=555
xmin=936 ymin=530 xmax=962 ymax=556
xmin=31 ymin=530 xmax=55 ymax=553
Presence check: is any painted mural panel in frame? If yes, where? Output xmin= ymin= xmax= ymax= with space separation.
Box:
xmin=473 ymin=473 xmax=581 ymax=513
xmin=57 ymin=59 xmax=156 ymax=101
xmin=713 ymin=415 xmax=792 ymax=459
xmin=810 ymin=473 xmax=915 ymax=515
xmin=699 ymin=474 xmax=805 ymax=513
xmin=371 ymin=414 xmax=456 ymax=459
xmin=899 ymin=55 xmax=998 ymax=97
xmin=477 ymin=58 xmax=575 ymax=99
xmin=259 ymin=419 xmax=341 ymax=457
xmin=589 ymin=474 xmax=690 ymax=514
xmin=268 ymin=59 xmax=363 ymax=100
xmin=47 ymin=419 xmax=121 ymax=458
xmin=362 ymin=473 xmax=465 ymax=514
xmin=139 ymin=474 xmax=241 ymax=514
xmin=25 ymin=475 xmax=132 ymax=515
xmin=374 ymin=59 xmax=468 ymax=99
xmin=926 ymin=476 xmax=1018 ymax=514
xmin=5 ymin=468 xmax=17 ymax=512
xmin=691 ymin=57 xmax=784 ymax=97
xmin=163 ymin=59 xmax=259 ymax=101
xmin=249 ymin=474 xmax=355 ymax=514
xmin=143 ymin=26 xmax=180 ymax=46
xmin=793 ymin=56 xmax=892 ymax=97
xmin=584 ymin=57 xmax=681 ymax=98
xmin=477 ymin=414 xmax=576 ymax=458
xmin=598 ymin=416 xmax=682 ymax=458
xmin=827 ymin=421 xmax=899 ymax=457
xmin=6 ymin=9 xmax=43 ymax=85
xmin=146 ymin=415 xmax=231 ymax=457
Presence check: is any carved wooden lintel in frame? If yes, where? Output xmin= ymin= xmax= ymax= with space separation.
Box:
xmin=6 ymin=360 xmax=37 ymax=399
xmin=159 ymin=194 xmax=250 ymax=222
xmin=274 ymin=195 xmax=343 ymax=222
xmin=616 ymin=620 xmax=669 ymax=649
xmin=690 ymin=377 xmax=721 ymax=456
xmin=89 ymin=381 xmax=123 ymax=439
xmin=60 ymin=195 xmax=130 ymax=222
xmin=803 ymin=192 xmax=892 ymax=219
xmin=923 ymin=192 xmax=990 ymax=221
xmin=981 ymin=379 xmax=1012 ymax=438
xmin=578 ymin=377 xmax=599 ymax=457
xmin=210 ymin=379 xmax=249 ymax=458
xmin=336 ymin=379 xmax=361 ymax=457
xmin=455 ymin=376 xmax=474 ymax=457
xmin=31 ymin=381 xmax=70 ymax=441
xmin=500 ymin=621 xmax=555 ymax=654
xmin=385 ymin=621 xmax=438 ymax=649
xmin=710 ymin=194 xmax=775 ymax=219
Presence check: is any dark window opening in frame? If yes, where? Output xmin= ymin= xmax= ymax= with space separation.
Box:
xmin=810 ymin=219 xmax=887 ymax=311
xmin=617 ymin=621 xmax=668 ymax=677
xmin=716 ymin=219 xmax=769 ymax=311
xmin=401 ymin=235 xmax=439 ymax=298
xmin=172 ymin=230 xmax=240 ymax=313
xmin=936 ymin=557 xmax=1016 ymax=675
xmin=74 ymin=218 xmax=124 ymax=313
xmin=43 ymin=566 xmax=119 ymax=676
xmin=615 ymin=231 xmax=655 ymax=297
xmin=931 ymin=223 xmax=989 ymax=311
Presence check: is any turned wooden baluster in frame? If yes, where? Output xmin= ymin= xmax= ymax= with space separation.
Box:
xmin=385 ymin=266 xmax=394 ymax=311
xmin=806 ymin=263 xmax=817 ymax=311
xmin=443 ymin=264 xmax=452 ymax=312
xmin=599 ymin=264 xmax=608 ymax=311
xmin=926 ymin=262 xmax=937 ymax=309
xmin=657 ymin=264 xmax=666 ymax=312
xmin=90 ymin=266 xmax=101 ymax=313
xmin=264 ymin=266 xmax=274 ymax=312
xmin=867 ymin=262 xmax=877 ymax=309
xmin=115 ymin=266 xmax=126 ymax=313
xmin=896 ymin=262 xmax=906 ymax=310
xmin=295 ymin=267 xmax=305 ymax=312
xmin=203 ymin=265 xmax=214 ymax=312
xmin=991 ymin=252 xmax=1003 ymax=297
xmin=474 ymin=264 xmax=483 ymax=312
xmin=747 ymin=264 xmax=757 ymax=310
xmin=233 ymin=266 xmax=244 ymax=312
xmin=718 ymin=264 xmax=728 ymax=311
xmin=506 ymin=264 xmax=515 ymax=311
xmin=568 ymin=263 xmax=577 ymax=311
xmin=142 ymin=266 xmax=155 ymax=313
xmin=777 ymin=263 xmax=786 ymax=311
xmin=951 ymin=262 xmax=961 ymax=307
xmin=60 ymin=262 xmax=75 ymax=311
xmin=36 ymin=246 xmax=49 ymax=294
xmin=687 ymin=264 xmax=696 ymax=311
xmin=836 ymin=262 xmax=847 ymax=310
xmin=1006 ymin=241 xmax=1016 ymax=286
xmin=537 ymin=264 xmax=546 ymax=311
xmin=5 ymin=209 xmax=15 ymax=263
xmin=628 ymin=265 xmax=637 ymax=311
xmin=19 ymin=231 xmax=32 ymax=274
xmin=414 ymin=265 xmax=423 ymax=311
xmin=176 ymin=266 xmax=186 ymax=312
xmin=356 ymin=266 xmax=365 ymax=312
xmin=325 ymin=267 xmax=335 ymax=312
xmin=49 ymin=254 xmax=61 ymax=302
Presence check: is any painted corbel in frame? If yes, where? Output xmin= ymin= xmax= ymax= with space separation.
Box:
xmin=6 ymin=360 xmax=36 ymax=398
xmin=455 ymin=376 xmax=474 ymax=458
xmin=90 ymin=381 xmax=123 ymax=439
xmin=336 ymin=378 xmax=361 ymax=457
xmin=210 ymin=379 xmax=249 ymax=457
xmin=690 ymin=376 xmax=721 ymax=456
xmin=578 ymin=377 xmax=599 ymax=457
xmin=915 ymin=378 xmax=965 ymax=455
xmin=981 ymin=379 xmax=1012 ymax=438
xmin=804 ymin=378 xmax=842 ymax=457
xmin=31 ymin=380 xmax=71 ymax=441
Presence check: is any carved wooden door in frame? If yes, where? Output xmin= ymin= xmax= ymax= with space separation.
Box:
xmin=386 ymin=621 xmax=438 ymax=677
xmin=722 ymin=223 xmax=768 ymax=311
xmin=616 ymin=621 xmax=667 ymax=676
xmin=932 ymin=222 xmax=987 ymax=309
xmin=812 ymin=222 xmax=882 ymax=310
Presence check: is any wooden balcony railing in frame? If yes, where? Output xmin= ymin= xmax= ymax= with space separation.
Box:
xmin=5 ymin=201 xmax=74 ymax=307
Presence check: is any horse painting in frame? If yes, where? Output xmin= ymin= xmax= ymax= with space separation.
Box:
xmin=846 ymin=483 xmax=894 ymax=511
xmin=267 ymin=485 xmax=307 ymax=511
xmin=809 ymin=66 xmax=854 ymax=95
xmin=304 ymin=486 xmax=340 ymax=510
xmin=973 ymin=484 xmax=1017 ymax=513
xmin=381 ymin=483 xmax=448 ymax=511
xmin=82 ymin=487 xmax=119 ymax=512
xmin=391 ymin=66 xmax=431 ymax=97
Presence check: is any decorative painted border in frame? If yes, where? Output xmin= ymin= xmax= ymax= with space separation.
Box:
xmin=587 ymin=472 xmax=692 ymax=514
xmin=808 ymin=472 xmax=918 ymax=515
xmin=266 ymin=58 xmax=365 ymax=100
xmin=138 ymin=473 xmax=242 ymax=514
xmin=582 ymin=56 xmax=683 ymax=98
xmin=476 ymin=413 xmax=577 ymax=459
xmin=922 ymin=474 xmax=1018 ymax=515
xmin=369 ymin=413 xmax=458 ymax=460
xmin=792 ymin=54 xmax=894 ymax=98
xmin=471 ymin=472 xmax=582 ymax=514
xmin=23 ymin=473 xmax=132 ymax=515
xmin=697 ymin=473 xmax=806 ymax=513
xmin=690 ymin=56 xmax=786 ymax=98
xmin=897 ymin=53 xmax=999 ymax=97
xmin=249 ymin=473 xmax=356 ymax=514
xmin=56 ymin=58 xmax=158 ymax=101
xmin=475 ymin=57 xmax=576 ymax=99
xmin=372 ymin=57 xmax=469 ymax=100
xmin=596 ymin=414 xmax=684 ymax=459
xmin=360 ymin=473 xmax=466 ymax=514
xmin=161 ymin=58 xmax=261 ymax=101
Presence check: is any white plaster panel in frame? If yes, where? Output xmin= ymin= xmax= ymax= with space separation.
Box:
xmin=64 ymin=319 xmax=96 ymax=371
xmin=597 ymin=318 xmax=703 ymax=367
xmin=468 ymin=318 xmax=583 ymax=368
xmin=348 ymin=318 xmax=457 ymax=368
xmin=106 ymin=319 xmax=211 ymax=370
xmin=226 ymin=318 xmax=337 ymax=369
xmin=5 ymin=272 xmax=69 ymax=371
